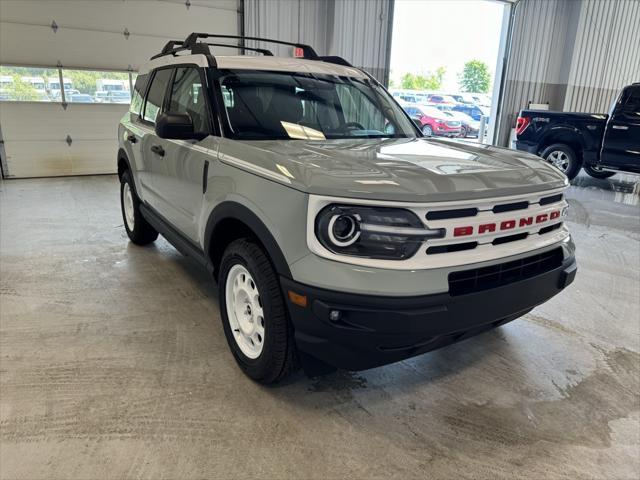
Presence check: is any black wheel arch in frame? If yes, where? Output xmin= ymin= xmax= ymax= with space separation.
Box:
xmin=117 ymin=148 xmax=131 ymax=181
xmin=205 ymin=202 xmax=292 ymax=281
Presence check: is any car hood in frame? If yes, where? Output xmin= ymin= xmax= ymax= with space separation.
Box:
xmin=216 ymin=136 xmax=567 ymax=202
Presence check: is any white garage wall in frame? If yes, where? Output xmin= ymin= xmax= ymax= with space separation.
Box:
xmin=0 ymin=0 xmax=239 ymax=178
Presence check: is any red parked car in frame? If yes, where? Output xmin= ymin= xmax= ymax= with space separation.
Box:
xmin=404 ymin=104 xmax=462 ymax=137
xmin=427 ymin=94 xmax=458 ymax=104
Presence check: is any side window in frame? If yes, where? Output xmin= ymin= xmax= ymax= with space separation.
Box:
xmin=130 ymin=73 xmax=148 ymax=116
xmin=168 ymin=67 xmax=208 ymax=133
xmin=623 ymin=87 xmax=640 ymax=110
xmin=142 ymin=69 xmax=173 ymax=124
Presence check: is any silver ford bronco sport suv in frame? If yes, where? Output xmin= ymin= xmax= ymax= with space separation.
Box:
xmin=118 ymin=33 xmax=577 ymax=383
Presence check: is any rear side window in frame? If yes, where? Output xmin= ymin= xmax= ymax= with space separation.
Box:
xmin=167 ymin=67 xmax=208 ymax=133
xmin=143 ymin=69 xmax=173 ymax=124
xmin=130 ymin=74 xmax=148 ymax=116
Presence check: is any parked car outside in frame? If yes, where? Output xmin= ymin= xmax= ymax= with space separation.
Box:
xmin=443 ymin=109 xmax=479 ymax=137
xmin=427 ymin=94 xmax=458 ymax=104
xmin=471 ymin=94 xmax=492 ymax=106
xmin=94 ymin=91 xmax=109 ymax=103
xmin=107 ymin=90 xmax=131 ymax=103
xmin=404 ymin=104 xmax=462 ymax=137
xmin=448 ymin=93 xmax=476 ymax=104
xmin=429 ymin=104 xmax=480 ymax=137
xmin=452 ymin=103 xmax=490 ymax=123
xmin=69 ymin=93 xmax=95 ymax=103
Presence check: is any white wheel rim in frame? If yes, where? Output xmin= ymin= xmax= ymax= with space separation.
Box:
xmin=423 ymin=126 xmax=432 ymax=136
xmin=547 ymin=151 xmax=570 ymax=172
xmin=123 ymin=183 xmax=135 ymax=231
xmin=225 ymin=264 xmax=265 ymax=359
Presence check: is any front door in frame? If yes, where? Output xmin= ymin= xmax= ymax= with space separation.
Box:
xmin=150 ymin=67 xmax=214 ymax=243
xmin=600 ymin=85 xmax=640 ymax=173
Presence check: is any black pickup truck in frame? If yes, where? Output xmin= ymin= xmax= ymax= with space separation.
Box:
xmin=515 ymin=83 xmax=639 ymax=180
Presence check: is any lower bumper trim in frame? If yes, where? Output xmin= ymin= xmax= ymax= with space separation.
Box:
xmin=282 ymin=255 xmax=576 ymax=371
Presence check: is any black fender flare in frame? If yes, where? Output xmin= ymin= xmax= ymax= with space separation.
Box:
xmin=204 ymin=201 xmax=292 ymax=278
xmin=539 ymin=126 xmax=586 ymax=154
xmin=117 ymin=148 xmax=131 ymax=177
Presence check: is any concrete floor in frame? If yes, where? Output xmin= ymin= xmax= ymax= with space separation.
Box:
xmin=1 ymin=172 xmax=639 ymax=479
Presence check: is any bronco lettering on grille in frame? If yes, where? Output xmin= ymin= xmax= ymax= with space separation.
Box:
xmin=453 ymin=210 xmax=561 ymax=237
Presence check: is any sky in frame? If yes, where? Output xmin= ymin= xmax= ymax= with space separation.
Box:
xmin=390 ymin=0 xmax=506 ymax=92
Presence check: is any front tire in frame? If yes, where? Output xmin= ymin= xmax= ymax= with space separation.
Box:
xmin=422 ymin=124 xmax=434 ymax=136
xmin=583 ymin=164 xmax=615 ymax=179
xmin=540 ymin=143 xmax=582 ymax=180
xmin=219 ymin=239 xmax=299 ymax=384
xmin=120 ymin=170 xmax=158 ymax=245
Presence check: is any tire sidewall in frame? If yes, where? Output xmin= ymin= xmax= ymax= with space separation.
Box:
xmin=218 ymin=243 xmax=283 ymax=378
xmin=120 ymin=171 xmax=138 ymax=238
xmin=583 ymin=164 xmax=615 ymax=179
xmin=541 ymin=144 xmax=581 ymax=180
xmin=422 ymin=124 xmax=433 ymax=136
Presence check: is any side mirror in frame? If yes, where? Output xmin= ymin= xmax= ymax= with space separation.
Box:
xmin=155 ymin=112 xmax=203 ymax=140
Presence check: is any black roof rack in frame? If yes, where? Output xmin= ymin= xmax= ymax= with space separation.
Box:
xmin=151 ymin=32 xmax=354 ymax=69
xmin=183 ymin=33 xmax=318 ymax=59
xmin=151 ymin=40 xmax=274 ymax=59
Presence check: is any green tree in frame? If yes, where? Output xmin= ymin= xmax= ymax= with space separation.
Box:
xmin=458 ymin=60 xmax=491 ymax=93
xmin=400 ymin=67 xmax=446 ymax=91
xmin=10 ymin=76 xmax=40 ymax=101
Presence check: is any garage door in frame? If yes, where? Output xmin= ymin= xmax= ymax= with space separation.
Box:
xmin=0 ymin=0 xmax=238 ymax=178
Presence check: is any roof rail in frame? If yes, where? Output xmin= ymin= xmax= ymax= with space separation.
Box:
xmin=183 ymin=32 xmax=318 ymax=59
xmin=151 ymin=33 xmax=355 ymax=69
xmin=152 ymin=39 xmax=274 ymax=60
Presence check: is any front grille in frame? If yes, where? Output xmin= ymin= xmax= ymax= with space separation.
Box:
xmin=448 ymin=248 xmax=563 ymax=296
xmin=446 ymin=121 xmax=461 ymax=127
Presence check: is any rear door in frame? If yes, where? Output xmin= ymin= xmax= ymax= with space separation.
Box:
xmin=600 ymin=85 xmax=640 ymax=173
xmin=151 ymin=66 xmax=215 ymax=242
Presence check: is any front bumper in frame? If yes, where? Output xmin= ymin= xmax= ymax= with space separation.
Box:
xmin=282 ymin=253 xmax=576 ymax=371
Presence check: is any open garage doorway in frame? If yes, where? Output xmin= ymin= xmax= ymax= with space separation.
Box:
xmin=389 ymin=0 xmax=509 ymax=144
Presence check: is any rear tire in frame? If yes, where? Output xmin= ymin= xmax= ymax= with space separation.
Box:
xmin=540 ymin=143 xmax=582 ymax=180
xmin=120 ymin=170 xmax=158 ymax=245
xmin=218 ymin=239 xmax=299 ymax=384
xmin=583 ymin=164 xmax=615 ymax=179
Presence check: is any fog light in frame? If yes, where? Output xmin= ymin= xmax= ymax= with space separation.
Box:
xmin=329 ymin=310 xmax=342 ymax=322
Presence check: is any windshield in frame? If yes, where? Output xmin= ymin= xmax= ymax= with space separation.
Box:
xmin=217 ymin=70 xmax=417 ymax=140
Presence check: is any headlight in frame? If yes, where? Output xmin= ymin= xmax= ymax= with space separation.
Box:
xmin=315 ymin=204 xmax=444 ymax=260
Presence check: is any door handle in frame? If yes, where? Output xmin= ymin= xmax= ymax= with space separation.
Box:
xmin=612 ymin=125 xmax=629 ymax=130
xmin=126 ymin=134 xmax=137 ymax=143
xmin=150 ymin=145 xmax=165 ymax=157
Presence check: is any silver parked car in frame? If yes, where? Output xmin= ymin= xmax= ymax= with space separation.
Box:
xmin=118 ymin=33 xmax=576 ymax=383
